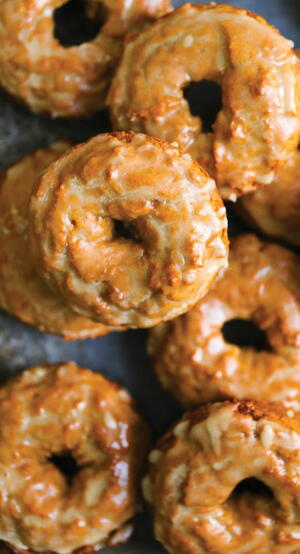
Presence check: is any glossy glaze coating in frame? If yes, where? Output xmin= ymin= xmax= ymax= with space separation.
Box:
xmin=29 ymin=132 xmax=228 ymax=328
xmin=0 ymin=141 xmax=111 ymax=339
xmin=0 ymin=0 xmax=170 ymax=117
xmin=0 ymin=362 xmax=149 ymax=553
xmin=108 ymin=3 xmax=300 ymax=200
xmin=144 ymin=400 xmax=300 ymax=553
xmin=148 ymin=235 xmax=300 ymax=409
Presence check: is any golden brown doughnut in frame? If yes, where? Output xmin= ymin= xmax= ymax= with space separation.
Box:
xmin=108 ymin=3 xmax=300 ymax=200
xmin=236 ymin=51 xmax=300 ymax=246
xmin=0 ymin=362 xmax=150 ymax=554
xmin=144 ymin=400 xmax=300 ymax=554
xmin=237 ymin=150 xmax=300 ymax=248
xmin=29 ymin=131 xmax=228 ymax=329
xmin=148 ymin=234 xmax=300 ymax=409
xmin=0 ymin=141 xmax=111 ymax=339
xmin=0 ymin=0 xmax=170 ymax=117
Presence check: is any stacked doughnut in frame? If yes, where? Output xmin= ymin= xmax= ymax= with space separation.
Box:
xmin=108 ymin=3 xmax=300 ymax=200
xmin=148 ymin=234 xmax=300 ymax=410
xmin=0 ymin=131 xmax=228 ymax=335
xmin=0 ymin=2 xmax=300 ymax=554
xmin=0 ymin=0 xmax=171 ymax=116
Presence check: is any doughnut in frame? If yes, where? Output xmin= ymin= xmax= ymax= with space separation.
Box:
xmin=148 ymin=234 xmax=300 ymax=409
xmin=237 ymin=150 xmax=300 ymax=248
xmin=0 ymin=141 xmax=111 ymax=340
xmin=0 ymin=361 xmax=150 ymax=554
xmin=143 ymin=400 xmax=300 ymax=554
xmin=108 ymin=3 xmax=300 ymax=200
xmin=236 ymin=51 xmax=300 ymax=246
xmin=0 ymin=0 xmax=170 ymax=117
xmin=29 ymin=131 xmax=228 ymax=329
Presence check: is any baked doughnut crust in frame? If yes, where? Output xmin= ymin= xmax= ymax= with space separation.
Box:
xmin=0 ymin=362 xmax=149 ymax=553
xmin=0 ymin=0 xmax=170 ymax=117
xmin=108 ymin=3 xmax=300 ymax=200
xmin=0 ymin=141 xmax=111 ymax=340
xmin=144 ymin=400 xmax=300 ymax=554
xmin=148 ymin=234 xmax=300 ymax=409
xmin=29 ymin=132 xmax=228 ymax=328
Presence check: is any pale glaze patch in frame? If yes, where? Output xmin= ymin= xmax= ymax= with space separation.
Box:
xmin=0 ymin=0 xmax=170 ymax=117
xmin=0 ymin=362 xmax=149 ymax=553
xmin=29 ymin=132 xmax=228 ymax=328
xmin=146 ymin=401 xmax=300 ymax=554
xmin=108 ymin=3 xmax=300 ymax=199
xmin=0 ymin=141 xmax=111 ymax=339
xmin=148 ymin=234 xmax=300 ymax=409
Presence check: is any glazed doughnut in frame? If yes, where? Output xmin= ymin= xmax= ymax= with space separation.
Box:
xmin=0 ymin=361 xmax=149 ymax=554
xmin=0 ymin=141 xmax=111 ymax=339
xmin=29 ymin=131 xmax=228 ymax=329
xmin=237 ymin=150 xmax=300 ymax=248
xmin=143 ymin=400 xmax=300 ymax=554
xmin=0 ymin=0 xmax=170 ymax=117
xmin=148 ymin=234 xmax=300 ymax=409
xmin=108 ymin=3 xmax=300 ymax=200
xmin=236 ymin=51 xmax=300 ymax=246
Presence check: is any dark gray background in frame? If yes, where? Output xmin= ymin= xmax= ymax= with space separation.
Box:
xmin=0 ymin=1 xmax=299 ymax=552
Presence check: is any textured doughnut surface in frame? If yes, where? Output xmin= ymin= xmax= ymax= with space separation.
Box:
xmin=108 ymin=3 xmax=300 ymax=200
xmin=148 ymin=234 xmax=300 ymax=409
xmin=0 ymin=0 xmax=170 ymax=117
xmin=0 ymin=141 xmax=111 ymax=340
xmin=29 ymin=132 xmax=228 ymax=328
xmin=238 ymin=150 xmax=300 ymax=248
xmin=0 ymin=362 xmax=149 ymax=554
xmin=144 ymin=400 xmax=300 ymax=554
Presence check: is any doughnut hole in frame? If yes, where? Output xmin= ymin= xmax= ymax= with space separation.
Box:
xmin=222 ymin=318 xmax=270 ymax=352
xmin=54 ymin=0 xmax=106 ymax=47
xmin=230 ymin=477 xmax=275 ymax=501
xmin=183 ymin=80 xmax=223 ymax=133
xmin=114 ymin=219 xmax=142 ymax=243
xmin=226 ymin=477 xmax=279 ymax=526
xmin=48 ymin=452 xmax=81 ymax=486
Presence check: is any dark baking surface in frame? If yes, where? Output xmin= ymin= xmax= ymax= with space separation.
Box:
xmin=0 ymin=1 xmax=299 ymax=553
